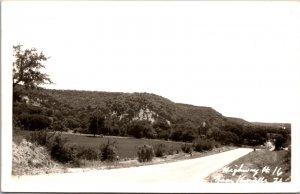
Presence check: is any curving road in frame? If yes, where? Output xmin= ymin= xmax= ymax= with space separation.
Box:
xmin=10 ymin=148 xmax=253 ymax=192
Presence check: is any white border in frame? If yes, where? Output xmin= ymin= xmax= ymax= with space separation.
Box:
xmin=1 ymin=1 xmax=300 ymax=193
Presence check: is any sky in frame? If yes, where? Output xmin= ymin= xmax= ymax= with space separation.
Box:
xmin=2 ymin=1 xmax=300 ymax=123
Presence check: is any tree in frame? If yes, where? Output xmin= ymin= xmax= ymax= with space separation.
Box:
xmin=274 ymin=134 xmax=286 ymax=151
xmin=88 ymin=114 xmax=105 ymax=137
xmin=12 ymin=44 xmax=53 ymax=89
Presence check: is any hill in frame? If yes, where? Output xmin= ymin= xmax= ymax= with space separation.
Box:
xmin=13 ymin=86 xmax=290 ymax=145
xmin=251 ymin=122 xmax=290 ymax=130
xmin=226 ymin=117 xmax=250 ymax=126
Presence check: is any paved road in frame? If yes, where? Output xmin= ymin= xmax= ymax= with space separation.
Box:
xmin=10 ymin=148 xmax=253 ymax=192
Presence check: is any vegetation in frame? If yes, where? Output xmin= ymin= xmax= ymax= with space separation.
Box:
xmin=18 ymin=114 xmax=51 ymax=131
xmin=206 ymin=149 xmax=291 ymax=182
xmin=154 ymin=143 xmax=167 ymax=157
xmin=59 ymin=133 xmax=184 ymax=159
xmin=100 ymin=140 xmax=118 ymax=162
xmin=193 ymin=138 xmax=216 ymax=152
xmin=137 ymin=144 xmax=155 ymax=163
xmin=26 ymin=131 xmax=101 ymax=166
xmin=26 ymin=131 xmax=79 ymax=166
xmin=13 ymin=44 xmax=53 ymax=89
xmin=181 ymin=143 xmax=193 ymax=154
xmin=13 ymin=84 xmax=291 ymax=149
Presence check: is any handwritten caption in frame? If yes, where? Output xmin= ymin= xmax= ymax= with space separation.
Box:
xmin=213 ymin=164 xmax=284 ymax=183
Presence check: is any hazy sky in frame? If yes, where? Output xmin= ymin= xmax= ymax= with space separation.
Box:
xmin=2 ymin=1 xmax=300 ymax=123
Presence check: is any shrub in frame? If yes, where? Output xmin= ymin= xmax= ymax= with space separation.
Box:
xmin=193 ymin=138 xmax=214 ymax=152
xmin=51 ymin=144 xmax=80 ymax=166
xmin=26 ymin=130 xmax=55 ymax=146
xmin=166 ymin=146 xmax=177 ymax=155
xmin=76 ymin=146 xmax=99 ymax=160
xmin=48 ymin=134 xmax=79 ymax=165
xmin=181 ymin=143 xmax=192 ymax=154
xmin=100 ymin=140 xmax=118 ymax=162
xmin=26 ymin=131 xmax=79 ymax=166
xmin=19 ymin=113 xmax=51 ymax=131
xmin=154 ymin=144 xmax=167 ymax=157
xmin=137 ymin=144 xmax=154 ymax=162
xmin=214 ymin=141 xmax=221 ymax=148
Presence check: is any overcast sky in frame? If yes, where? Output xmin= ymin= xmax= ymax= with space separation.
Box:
xmin=2 ymin=1 xmax=300 ymax=123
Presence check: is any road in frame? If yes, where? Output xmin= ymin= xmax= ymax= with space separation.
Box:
xmin=9 ymin=148 xmax=253 ymax=192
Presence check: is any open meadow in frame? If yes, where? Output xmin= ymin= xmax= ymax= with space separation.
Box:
xmin=15 ymin=130 xmax=187 ymax=160
xmin=61 ymin=133 xmax=185 ymax=159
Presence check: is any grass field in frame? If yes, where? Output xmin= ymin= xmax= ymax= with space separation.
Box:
xmin=205 ymin=149 xmax=291 ymax=183
xmin=60 ymin=133 xmax=186 ymax=159
xmin=14 ymin=130 xmax=187 ymax=159
xmin=13 ymin=130 xmax=237 ymax=175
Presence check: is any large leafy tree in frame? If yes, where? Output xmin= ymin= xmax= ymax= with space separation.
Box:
xmin=13 ymin=44 xmax=53 ymax=89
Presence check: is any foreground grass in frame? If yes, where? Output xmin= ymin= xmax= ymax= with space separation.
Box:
xmin=205 ymin=149 xmax=291 ymax=183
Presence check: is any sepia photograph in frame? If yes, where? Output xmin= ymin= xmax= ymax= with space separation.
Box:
xmin=1 ymin=1 xmax=300 ymax=193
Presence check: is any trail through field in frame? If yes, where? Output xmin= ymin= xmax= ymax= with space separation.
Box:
xmin=11 ymin=148 xmax=253 ymax=192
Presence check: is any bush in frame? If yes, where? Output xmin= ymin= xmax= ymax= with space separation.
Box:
xmin=19 ymin=113 xmax=51 ymax=131
xmin=100 ymin=140 xmax=118 ymax=162
xmin=26 ymin=131 xmax=79 ymax=166
xmin=76 ymin=146 xmax=99 ymax=160
xmin=48 ymin=134 xmax=79 ymax=165
xmin=166 ymin=146 xmax=179 ymax=155
xmin=26 ymin=130 xmax=53 ymax=146
xmin=51 ymin=144 xmax=80 ymax=166
xmin=181 ymin=143 xmax=193 ymax=154
xmin=193 ymin=138 xmax=215 ymax=152
xmin=154 ymin=144 xmax=167 ymax=157
xmin=137 ymin=144 xmax=154 ymax=162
